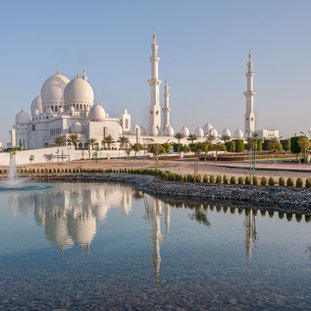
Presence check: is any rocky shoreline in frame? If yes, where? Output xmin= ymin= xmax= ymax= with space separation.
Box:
xmin=29 ymin=173 xmax=311 ymax=215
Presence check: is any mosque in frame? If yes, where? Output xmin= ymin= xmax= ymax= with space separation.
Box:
xmin=9 ymin=33 xmax=278 ymax=150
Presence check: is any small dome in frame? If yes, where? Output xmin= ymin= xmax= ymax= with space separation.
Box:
xmin=71 ymin=121 xmax=82 ymax=133
xmin=195 ymin=127 xmax=204 ymax=137
xmin=31 ymin=95 xmax=42 ymax=115
xmin=203 ymin=122 xmax=214 ymax=134
xmin=164 ymin=125 xmax=175 ymax=136
xmin=180 ymin=126 xmax=190 ymax=137
xmin=233 ymin=128 xmax=244 ymax=139
xmin=149 ymin=125 xmax=159 ymax=136
xmin=64 ymin=76 xmax=94 ymax=105
xmin=89 ymin=103 xmax=106 ymax=121
xmin=209 ymin=128 xmax=218 ymax=137
xmin=15 ymin=110 xmax=31 ymax=124
xmin=221 ymin=128 xmax=231 ymax=138
xmin=69 ymin=106 xmax=75 ymax=112
xmin=123 ymin=108 xmax=128 ymax=114
xmin=41 ymin=71 xmax=70 ymax=104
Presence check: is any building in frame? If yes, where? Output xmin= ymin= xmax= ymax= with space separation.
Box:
xmin=255 ymin=129 xmax=280 ymax=140
xmin=10 ymin=34 xmax=273 ymax=150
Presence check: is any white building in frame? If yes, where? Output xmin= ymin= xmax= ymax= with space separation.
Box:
xmin=255 ymin=129 xmax=280 ymax=140
xmin=9 ymin=34 xmax=277 ymax=150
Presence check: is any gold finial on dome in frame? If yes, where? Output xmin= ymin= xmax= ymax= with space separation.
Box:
xmin=56 ymin=67 xmax=60 ymax=75
xmin=76 ymin=72 xmax=80 ymax=78
xmin=82 ymin=65 xmax=87 ymax=81
xmin=248 ymin=48 xmax=253 ymax=62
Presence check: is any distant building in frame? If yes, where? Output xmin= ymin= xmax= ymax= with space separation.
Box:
xmin=255 ymin=129 xmax=280 ymax=140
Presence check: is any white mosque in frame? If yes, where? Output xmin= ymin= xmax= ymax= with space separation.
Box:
xmin=9 ymin=33 xmax=278 ymax=150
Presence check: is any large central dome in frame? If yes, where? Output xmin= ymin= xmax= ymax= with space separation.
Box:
xmin=64 ymin=75 xmax=94 ymax=106
xmin=40 ymin=70 xmax=70 ymax=104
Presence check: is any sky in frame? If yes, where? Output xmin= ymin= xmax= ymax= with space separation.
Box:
xmin=0 ymin=0 xmax=311 ymax=144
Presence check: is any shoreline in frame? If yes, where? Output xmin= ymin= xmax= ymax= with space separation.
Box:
xmin=27 ymin=172 xmax=311 ymax=215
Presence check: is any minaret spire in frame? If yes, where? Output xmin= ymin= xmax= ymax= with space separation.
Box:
xmin=162 ymin=80 xmax=172 ymax=133
xmin=148 ymin=32 xmax=162 ymax=136
xmin=82 ymin=66 xmax=87 ymax=81
xmin=244 ymin=49 xmax=256 ymax=138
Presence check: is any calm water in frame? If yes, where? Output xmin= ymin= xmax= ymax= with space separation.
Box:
xmin=0 ymin=183 xmax=310 ymax=310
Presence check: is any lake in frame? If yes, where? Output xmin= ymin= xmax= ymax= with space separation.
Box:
xmin=0 ymin=182 xmax=310 ymax=310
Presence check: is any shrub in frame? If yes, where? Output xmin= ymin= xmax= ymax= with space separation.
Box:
xmin=209 ymin=175 xmax=215 ymax=183
xmin=268 ymin=177 xmax=275 ymax=186
xmin=216 ymin=175 xmax=222 ymax=184
xmin=223 ymin=175 xmax=228 ymax=184
xmin=287 ymin=177 xmax=294 ymax=187
xmin=195 ymin=174 xmax=202 ymax=183
xmin=279 ymin=177 xmax=285 ymax=186
xmin=260 ymin=177 xmax=267 ymax=186
xmin=296 ymin=177 xmax=303 ymax=188
xmin=230 ymin=176 xmax=236 ymax=184
xmin=238 ymin=177 xmax=244 ymax=185
xmin=252 ymin=176 xmax=258 ymax=185
xmin=203 ymin=175 xmax=209 ymax=183
xmin=305 ymin=178 xmax=311 ymax=188
xmin=245 ymin=176 xmax=251 ymax=185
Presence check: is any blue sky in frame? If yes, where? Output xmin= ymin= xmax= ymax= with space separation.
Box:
xmin=0 ymin=0 xmax=310 ymax=143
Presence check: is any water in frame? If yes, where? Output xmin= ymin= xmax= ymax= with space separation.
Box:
xmin=0 ymin=182 xmax=310 ymax=310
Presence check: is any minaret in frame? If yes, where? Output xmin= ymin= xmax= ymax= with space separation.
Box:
xmin=148 ymin=33 xmax=162 ymax=136
xmin=245 ymin=209 xmax=256 ymax=265
xmin=244 ymin=49 xmax=256 ymax=138
xmin=152 ymin=199 xmax=162 ymax=287
xmin=162 ymin=80 xmax=171 ymax=133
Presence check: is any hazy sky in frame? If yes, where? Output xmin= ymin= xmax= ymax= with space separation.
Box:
xmin=0 ymin=0 xmax=310 ymax=143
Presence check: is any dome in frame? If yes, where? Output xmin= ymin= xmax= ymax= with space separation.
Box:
xmin=180 ymin=126 xmax=190 ymax=137
xmin=164 ymin=125 xmax=175 ymax=136
xmin=233 ymin=128 xmax=244 ymax=139
xmin=89 ymin=103 xmax=106 ymax=121
xmin=64 ymin=75 xmax=94 ymax=105
xmin=149 ymin=125 xmax=159 ymax=136
xmin=209 ymin=128 xmax=218 ymax=137
xmin=31 ymin=95 xmax=42 ymax=115
xmin=71 ymin=121 xmax=82 ymax=133
xmin=195 ymin=127 xmax=204 ymax=137
xmin=41 ymin=71 xmax=70 ymax=104
xmin=15 ymin=110 xmax=31 ymax=124
xmin=69 ymin=106 xmax=75 ymax=112
xmin=203 ymin=122 xmax=214 ymax=134
xmin=221 ymin=128 xmax=231 ymax=138
xmin=123 ymin=108 xmax=128 ymax=114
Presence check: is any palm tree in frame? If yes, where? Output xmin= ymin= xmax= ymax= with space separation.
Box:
xmin=174 ymin=132 xmax=185 ymax=144
xmin=88 ymin=138 xmax=97 ymax=149
xmin=102 ymin=134 xmax=115 ymax=150
xmin=117 ymin=136 xmax=130 ymax=150
xmin=55 ymin=136 xmax=66 ymax=146
xmin=67 ymin=134 xmax=80 ymax=148
xmin=187 ymin=133 xmax=198 ymax=144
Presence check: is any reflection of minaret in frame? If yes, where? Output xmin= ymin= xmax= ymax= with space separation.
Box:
xmin=244 ymin=209 xmax=256 ymax=264
xmin=165 ymin=204 xmax=170 ymax=239
xmin=152 ymin=199 xmax=162 ymax=287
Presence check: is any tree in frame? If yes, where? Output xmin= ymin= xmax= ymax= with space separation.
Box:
xmin=257 ymin=139 xmax=263 ymax=152
xmin=225 ymin=141 xmax=236 ymax=153
xmin=174 ymin=132 xmax=185 ymax=144
xmin=220 ymin=134 xmax=231 ymax=143
xmin=290 ymin=136 xmax=303 ymax=154
xmin=102 ymin=134 xmax=115 ymax=149
xmin=187 ymin=133 xmax=198 ymax=144
xmin=298 ymin=136 xmax=310 ymax=160
xmin=117 ymin=136 xmax=130 ymax=150
xmin=214 ymin=142 xmax=226 ymax=161
xmin=88 ymin=138 xmax=97 ymax=149
xmin=206 ymin=134 xmax=216 ymax=144
xmin=266 ymin=139 xmax=282 ymax=153
xmin=29 ymin=155 xmax=35 ymax=164
xmin=280 ymin=139 xmax=291 ymax=152
xmin=67 ymin=134 xmax=80 ymax=148
xmin=55 ymin=136 xmax=66 ymax=146
xmin=131 ymin=143 xmax=144 ymax=157
xmin=234 ymin=139 xmax=244 ymax=153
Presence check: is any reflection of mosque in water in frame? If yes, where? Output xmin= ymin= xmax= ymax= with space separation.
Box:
xmin=9 ymin=184 xmax=133 ymax=253
xmin=244 ymin=209 xmax=257 ymax=264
